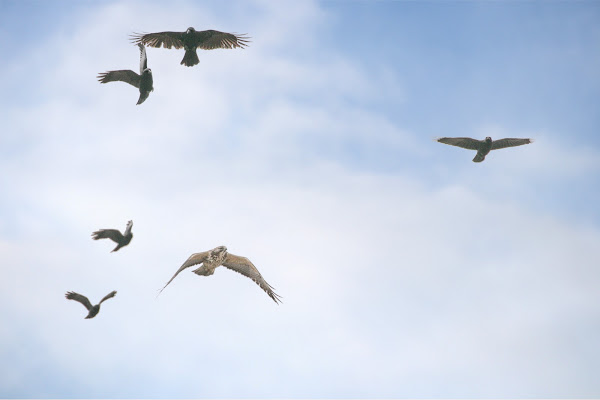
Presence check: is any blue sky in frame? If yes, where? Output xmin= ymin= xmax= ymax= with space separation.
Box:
xmin=1 ymin=0 xmax=599 ymax=398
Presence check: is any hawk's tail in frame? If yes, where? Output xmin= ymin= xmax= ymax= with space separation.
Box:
xmin=181 ymin=50 xmax=199 ymax=67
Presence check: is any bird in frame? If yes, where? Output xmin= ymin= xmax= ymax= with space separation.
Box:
xmin=97 ymin=43 xmax=154 ymax=105
xmin=435 ymin=136 xmax=534 ymax=162
xmin=130 ymin=27 xmax=250 ymax=67
xmin=159 ymin=246 xmax=281 ymax=303
xmin=65 ymin=290 xmax=117 ymax=319
xmin=91 ymin=220 xmax=133 ymax=252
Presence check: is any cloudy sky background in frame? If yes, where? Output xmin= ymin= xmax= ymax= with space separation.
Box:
xmin=1 ymin=0 xmax=599 ymax=397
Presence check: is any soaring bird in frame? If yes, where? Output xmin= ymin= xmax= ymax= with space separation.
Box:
xmin=130 ymin=27 xmax=250 ymax=67
xmin=92 ymin=220 xmax=133 ymax=252
xmin=65 ymin=290 xmax=117 ymax=319
xmin=97 ymin=43 xmax=154 ymax=105
xmin=436 ymin=136 xmax=534 ymax=162
xmin=159 ymin=246 xmax=281 ymax=303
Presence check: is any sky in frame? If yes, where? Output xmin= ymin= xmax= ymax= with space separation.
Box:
xmin=0 ymin=0 xmax=599 ymax=398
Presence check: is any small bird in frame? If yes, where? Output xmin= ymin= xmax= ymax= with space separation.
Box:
xmin=92 ymin=220 xmax=133 ymax=252
xmin=159 ymin=246 xmax=281 ymax=303
xmin=65 ymin=290 xmax=117 ymax=319
xmin=130 ymin=27 xmax=250 ymax=67
xmin=97 ymin=43 xmax=154 ymax=105
xmin=435 ymin=136 xmax=534 ymax=162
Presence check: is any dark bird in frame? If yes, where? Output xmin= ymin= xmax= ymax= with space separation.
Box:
xmin=97 ymin=43 xmax=154 ymax=105
xmin=130 ymin=27 xmax=250 ymax=67
xmin=435 ymin=136 xmax=534 ymax=162
xmin=159 ymin=246 xmax=281 ymax=304
xmin=65 ymin=290 xmax=117 ymax=319
xmin=92 ymin=220 xmax=133 ymax=252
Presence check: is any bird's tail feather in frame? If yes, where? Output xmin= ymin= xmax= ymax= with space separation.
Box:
xmin=137 ymin=90 xmax=150 ymax=105
xmin=472 ymin=153 xmax=485 ymax=163
xmin=181 ymin=50 xmax=199 ymax=67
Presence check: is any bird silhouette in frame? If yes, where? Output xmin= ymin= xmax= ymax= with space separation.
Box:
xmin=65 ymin=290 xmax=117 ymax=319
xmin=436 ymin=136 xmax=533 ymax=162
xmin=97 ymin=43 xmax=154 ymax=104
xmin=130 ymin=27 xmax=250 ymax=67
xmin=159 ymin=246 xmax=281 ymax=303
xmin=92 ymin=220 xmax=133 ymax=252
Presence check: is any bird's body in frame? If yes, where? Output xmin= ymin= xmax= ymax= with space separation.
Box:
xmin=97 ymin=43 xmax=153 ymax=104
xmin=436 ymin=136 xmax=533 ymax=162
xmin=65 ymin=290 xmax=117 ymax=319
xmin=131 ymin=27 xmax=250 ymax=67
xmin=159 ymin=246 xmax=281 ymax=303
xmin=92 ymin=220 xmax=133 ymax=252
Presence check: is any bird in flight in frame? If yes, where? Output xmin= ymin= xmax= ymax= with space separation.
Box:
xmin=92 ymin=220 xmax=133 ymax=252
xmin=97 ymin=43 xmax=154 ymax=105
xmin=435 ymin=136 xmax=534 ymax=162
xmin=159 ymin=246 xmax=281 ymax=304
xmin=130 ymin=27 xmax=250 ymax=67
xmin=65 ymin=290 xmax=117 ymax=319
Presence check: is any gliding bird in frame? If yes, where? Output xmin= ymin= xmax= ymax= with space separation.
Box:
xmin=130 ymin=27 xmax=250 ymax=67
xmin=436 ymin=136 xmax=534 ymax=162
xmin=159 ymin=246 xmax=281 ymax=304
xmin=65 ymin=290 xmax=117 ymax=319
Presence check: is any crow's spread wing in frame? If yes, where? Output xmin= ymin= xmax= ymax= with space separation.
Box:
xmin=222 ymin=253 xmax=281 ymax=304
xmin=194 ymin=30 xmax=250 ymax=50
xmin=97 ymin=70 xmax=141 ymax=88
xmin=131 ymin=31 xmax=185 ymax=49
xmin=436 ymin=137 xmax=482 ymax=150
xmin=491 ymin=138 xmax=534 ymax=150
xmin=92 ymin=229 xmax=125 ymax=244
xmin=65 ymin=291 xmax=93 ymax=310
xmin=138 ymin=44 xmax=148 ymax=73
xmin=100 ymin=290 xmax=117 ymax=304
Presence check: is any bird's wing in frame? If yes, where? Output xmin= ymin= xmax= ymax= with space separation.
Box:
xmin=123 ymin=220 xmax=133 ymax=237
xmin=159 ymin=251 xmax=210 ymax=294
xmin=99 ymin=290 xmax=117 ymax=304
xmin=97 ymin=70 xmax=141 ymax=88
xmin=65 ymin=291 xmax=93 ymax=310
xmin=194 ymin=30 xmax=251 ymax=50
xmin=92 ymin=229 xmax=125 ymax=243
xmin=436 ymin=137 xmax=482 ymax=150
xmin=138 ymin=43 xmax=148 ymax=73
xmin=130 ymin=31 xmax=185 ymax=49
xmin=491 ymin=138 xmax=534 ymax=150
xmin=222 ymin=253 xmax=282 ymax=304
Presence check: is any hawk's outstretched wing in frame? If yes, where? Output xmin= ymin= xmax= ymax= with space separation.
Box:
xmin=159 ymin=251 xmax=210 ymax=294
xmin=222 ymin=253 xmax=281 ymax=304
xmin=97 ymin=70 xmax=141 ymax=88
xmin=491 ymin=138 xmax=534 ymax=150
xmin=131 ymin=31 xmax=185 ymax=49
xmin=65 ymin=291 xmax=93 ymax=310
xmin=194 ymin=30 xmax=250 ymax=50
xmin=436 ymin=137 xmax=482 ymax=150
xmin=92 ymin=229 xmax=125 ymax=244
xmin=99 ymin=290 xmax=117 ymax=304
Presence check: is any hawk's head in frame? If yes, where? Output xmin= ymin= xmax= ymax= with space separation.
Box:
xmin=209 ymin=245 xmax=228 ymax=263
xmin=485 ymin=136 xmax=492 ymax=143
xmin=214 ymin=245 xmax=227 ymax=254
xmin=186 ymin=27 xmax=196 ymax=34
